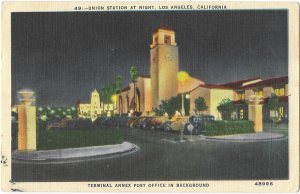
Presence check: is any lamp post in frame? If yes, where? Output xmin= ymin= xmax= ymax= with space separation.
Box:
xmin=177 ymin=71 xmax=190 ymax=116
xmin=111 ymin=94 xmax=117 ymax=115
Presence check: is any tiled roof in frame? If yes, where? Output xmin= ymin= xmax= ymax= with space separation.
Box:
xmin=219 ymin=77 xmax=260 ymax=90
xmin=199 ymin=84 xmax=231 ymax=89
xmin=153 ymin=25 xmax=174 ymax=33
xmin=239 ymin=76 xmax=288 ymax=89
xmin=138 ymin=74 xmax=150 ymax=78
xmin=117 ymin=86 xmax=131 ymax=94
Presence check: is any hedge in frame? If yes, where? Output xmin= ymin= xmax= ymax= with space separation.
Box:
xmin=204 ymin=120 xmax=254 ymax=136
xmin=37 ymin=120 xmax=123 ymax=150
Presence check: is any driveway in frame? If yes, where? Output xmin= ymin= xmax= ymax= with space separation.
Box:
xmin=12 ymin=127 xmax=289 ymax=181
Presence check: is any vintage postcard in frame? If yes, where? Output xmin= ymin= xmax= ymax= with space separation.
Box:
xmin=1 ymin=1 xmax=299 ymax=192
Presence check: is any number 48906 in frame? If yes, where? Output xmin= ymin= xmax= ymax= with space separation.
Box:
xmin=255 ymin=182 xmax=273 ymax=186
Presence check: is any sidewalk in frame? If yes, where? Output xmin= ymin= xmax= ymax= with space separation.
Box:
xmin=13 ymin=141 xmax=137 ymax=163
xmin=204 ymin=132 xmax=287 ymax=142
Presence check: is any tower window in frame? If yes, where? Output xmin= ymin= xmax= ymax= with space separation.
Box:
xmin=164 ymin=35 xmax=171 ymax=45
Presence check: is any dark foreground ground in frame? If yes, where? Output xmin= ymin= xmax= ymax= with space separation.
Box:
xmin=12 ymin=127 xmax=288 ymax=181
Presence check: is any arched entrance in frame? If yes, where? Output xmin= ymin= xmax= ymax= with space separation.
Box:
xmin=136 ymin=88 xmax=141 ymax=112
xmin=119 ymin=96 xmax=123 ymax=114
xmin=126 ymin=95 xmax=129 ymax=113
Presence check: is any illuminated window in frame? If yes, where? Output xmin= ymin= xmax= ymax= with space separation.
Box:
xmin=255 ymin=90 xmax=263 ymax=97
xmin=164 ymin=35 xmax=171 ymax=45
xmin=240 ymin=109 xmax=244 ymax=119
xmin=275 ymin=88 xmax=285 ymax=96
xmin=279 ymin=107 xmax=284 ymax=117
xmin=238 ymin=92 xmax=245 ymax=100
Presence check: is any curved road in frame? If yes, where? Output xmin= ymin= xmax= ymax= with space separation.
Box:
xmin=12 ymin=127 xmax=288 ymax=181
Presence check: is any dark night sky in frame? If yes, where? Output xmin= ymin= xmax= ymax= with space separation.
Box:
xmin=12 ymin=11 xmax=288 ymax=106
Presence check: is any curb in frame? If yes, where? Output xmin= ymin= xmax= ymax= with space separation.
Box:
xmin=203 ymin=135 xmax=288 ymax=142
xmin=12 ymin=142 xmax=138 ymax=164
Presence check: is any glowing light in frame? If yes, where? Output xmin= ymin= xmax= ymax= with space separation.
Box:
xmin=177 ymin=71 xmax=190 ymax=82
xmin=185 ymin=94 xmax=190 ymax=99
xmin=40 ymin=115 xmax=47 ymax=121
xmin=111 ymin=94 xmax=117 ymax=103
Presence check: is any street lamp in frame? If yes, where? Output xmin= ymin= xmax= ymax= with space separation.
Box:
xmin=177 ymin=71 xmax=190 ymax=116
xmin=111 ymin=94 xmax=118 ymax=115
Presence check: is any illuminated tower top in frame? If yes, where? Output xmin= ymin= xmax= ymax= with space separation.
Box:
xmin=91 ymin=89 xmax=100 ymax=106
xmin=150 ymin=25 xmax=177 ymax=48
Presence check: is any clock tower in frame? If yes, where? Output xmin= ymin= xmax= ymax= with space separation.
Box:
xmin=150 ymin=26 xmax=179 ymax=108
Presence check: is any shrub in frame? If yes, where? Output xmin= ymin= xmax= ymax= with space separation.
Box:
xmin=217 ymin=98 xmax=236 ymax=120
xmin=154 ymin=94 xmax=190 ymax=116
xmin=194 ymin=97 xmax=208 ymax=115
xmin=37 ymin=128 xmax=123 ymax=150
xmin=204 ymin=120 xmax=254 ymax=136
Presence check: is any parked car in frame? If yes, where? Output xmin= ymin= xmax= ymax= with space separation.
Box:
xmin=139 ymin=117 xmax=154 ymax=129
xmin=144 ymin=116 xmax=169 ymax=130
xmin=126 ymin=117 xmax=140 ymax=128
xmin=136 ymin=117 xmax=149 ymax=128
xmin=184 ymin=115 xmax=215 ymax=135
xmin=164 ymin=116 xmax=189 ymax=132
xmin=161 ymin=116 xmax=187 ymax=132
xmin=130 ymin=117 xmax=146 ymax=128
xmin=164 ymin=115 xmax=215 ymax=135
xmin=117 ymin=116 xmax=131 ymax=127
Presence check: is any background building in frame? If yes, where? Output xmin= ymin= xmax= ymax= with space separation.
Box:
xmin=78 ymin=89 xmax=102 ymax=120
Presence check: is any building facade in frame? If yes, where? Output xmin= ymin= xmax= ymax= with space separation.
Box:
xmin=117 ymin=26 xmax=203 ymax=115
xmin=150 ymin=26 xmax=179 ymax=108
xmin=78 ymin=89 xmax=102 ymax=120
xmin=116 ymin=26 xmax=288 ymax=122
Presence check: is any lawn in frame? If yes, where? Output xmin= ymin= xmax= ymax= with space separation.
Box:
xmin=204 ymin=120 xmax=254 ymax=136
xmin=37 ymin=122 xmax=123 ymax=150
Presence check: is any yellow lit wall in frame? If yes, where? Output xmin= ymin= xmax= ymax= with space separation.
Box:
xmin=245 ymin=89 xmax=254 ymax=99
xmin=189 ymin=86 xmax=210 ymax=115
xmin=117 ymin=77 xmax=152 ymax=114
xmin=263 ymin=87 xmax=274 ymax=98
xmin=248 ymin=104 xmax=263 ymax=132
xmin=233 ymin=91 xmax=240 ymax=101
xmin=150 ymin=28 xmax=178 ymax=108
xmin=18 ymin=104 xmax=27 ymax=151
xmin=144 ymin=78 xmax=152 ymax=113
xmin=285 ymin=84 xmax=288 ymax=96
xmin=26 ymin=106 xmax=36 ymax=150
xmin=79 ymin=89 xmax=102 ymax=119
xmin=158 ymin=45 xmax=179 ymax=102
xmin=150 ymin=29 xmax=177 ymax=48
xmin=210 ymin=89 xmax=234 ymax=120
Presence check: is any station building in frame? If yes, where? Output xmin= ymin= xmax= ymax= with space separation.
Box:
xmin=116 ymin=26 xmax=289 ymax=121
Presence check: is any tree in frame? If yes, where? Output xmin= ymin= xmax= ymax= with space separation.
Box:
xmin=217 ymin=98 xmax=236 ymax=120
xmin=194 ymin=97 xmax=208 ymax=115
xmin=129 ymin=66 xmax=138 ymax=112
xmin=115 ymin=75 xmax=123 ymax=115
xmin=266 ymin=94 xmax=281 ymax=125
xmin=154 ymin=94 xmax=190 ymax=117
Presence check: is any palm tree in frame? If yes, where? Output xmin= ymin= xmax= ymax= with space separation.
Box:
xmin=110 ymin=83 xmax=117 ymax=116
xmin=129 ymin=66 xmax=138 ymax=112
xmin=101 ymin=86 xmax=111 ymax=114
xmin=116 ymin=75 xmax=123 ymax=115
